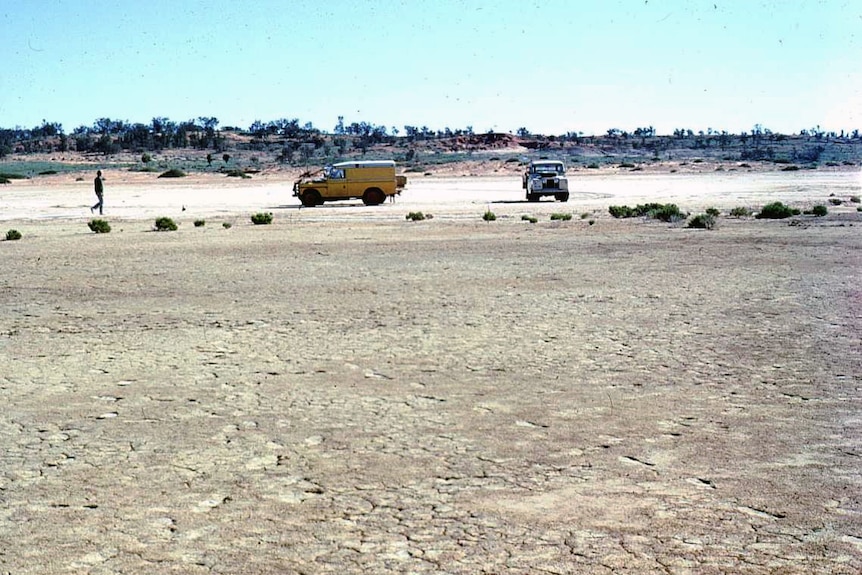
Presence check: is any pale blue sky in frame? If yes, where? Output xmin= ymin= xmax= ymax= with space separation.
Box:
xmin=1 ymin=0 xmax=859 ymax=136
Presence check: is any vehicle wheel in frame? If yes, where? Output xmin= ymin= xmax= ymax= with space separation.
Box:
xmin=362 ymin=188 xmax=385 ymax=206
xmin=527 ymin=194 xmax=540 ymax=202
xmin=556 ymin=192 xmax=569 ymax=202
xmin=301 ymin=189 xmax=321 ymax=207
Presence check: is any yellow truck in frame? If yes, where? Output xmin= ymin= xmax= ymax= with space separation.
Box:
xmin=293 ymin=160 xmax=407 ymax=207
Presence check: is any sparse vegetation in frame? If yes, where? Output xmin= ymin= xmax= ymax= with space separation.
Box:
xmin=608 ymin=203 xmax=684 ymax=222
xmin=406 ymin=211 xmax=426 ymax=221
xmin=828 ymin=198 xmax=842 ymax=206
xmin=225 ymin=169 xmax=251 ymax=179
xmin=194 ymin=219 xmax=206 ymax=227
xmin=157 ymin=168 xmax=186 ymax=178
xmin=618 ymin=162 xmax=635 ymax=168
xmin=687 ymin=214 xmax=716 ymax=229
xmin=38 ymin=170 xmax=58 ymax=175
xmin=0 ymin=177 xmax=10 ymax=184
xmin=550 ymin=212 xmax=573 ymax=221
xmin=706 ymin=207 xmax=721 ymax=217
xmin=482 ymin=210 xmax=497 ymax=222
xmin=587 ymin=163 xmax=600 ymax=169
xmin=850 ymin=196 xmax=861 ymax=203
xmin=781 ymin=165 xmax=800 ymax=171
xmin=222 ymin=222 xmax=232 ymax=229
xmin=521 ymin=215 xmax=538 ymax=223
xmin=730 ymin=206 xmax=752 ymax=217
xmin=806 ymin=205 xmax=828 ymax=216
xmin=756 ymin=202 xmax=800 ymax=219
xmin=5 ymin=229 xmax=22 ymax=241
xmin=154 ymin=216 xmax=178 ymax=231
xmin=250 ymin=212 xmax=273 ymax=225
xmin=87 ymin=219 xmax=111 ymax=233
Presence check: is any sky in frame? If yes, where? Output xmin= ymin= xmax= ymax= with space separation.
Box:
xmin=1 ymin=0 xmax=860 ymax=136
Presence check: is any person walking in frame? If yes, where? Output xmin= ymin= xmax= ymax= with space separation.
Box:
xmin=91 ymin=170 xmax=104 ymax=214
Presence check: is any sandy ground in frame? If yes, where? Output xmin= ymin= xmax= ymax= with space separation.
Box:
xmin=1 ymin=171 xmax=862 ymax=573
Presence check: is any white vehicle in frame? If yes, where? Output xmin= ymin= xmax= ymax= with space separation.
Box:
xmin=522 ymin=160 xmax=569 ymax=202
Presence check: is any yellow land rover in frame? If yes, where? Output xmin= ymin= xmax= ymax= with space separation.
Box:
xmin=293 ymin=160 xmax=407 ymax=207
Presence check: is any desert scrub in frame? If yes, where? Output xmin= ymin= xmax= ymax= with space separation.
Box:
xmin=756 ymin=202 xmax=800 ymax=219
xmin=729 ymin=206 xmax=752 ymax=217
xmin=804 ymin=205 xmax=828 ymax=217
xmin=608 ymin=203 xmax=684 ymax=222
xmin=521 ymin=215 xmax=538 ymax=223
xmin=850 ymin=196 xmax=861 ymax=203
xmin=687 ymin=214 xmax=716 ymax=230
xmin=87 ymin=219 xmax=111 ymax=233
xmin=5 ymin=229 xmax=22 ymax=241
xmin=0 ymin=177 xmax=10 ymax=184
xmin=482 ymin=210 xmax=497 ymax=222
xmin=587 ymin=162 xmax=600 ymax=169
xmin=250 ymin=212 xmax=273 ymax=225
xmin=705 ymin=207 xmax=721 ymax=217
xmin=828 ymin=198 xmax=842 ymax=206
xmin=225 ymin=169 xmax=251 ymax=179
xmin=157 ymin=168 xmax=186 ymax=178
xmin=406 ymin=211 xmax=426 ymax=221
xmin=222 ymin=222 xmax=232 ymax=229
xmin=0 ymin=172 xmax=29 ymax=180
xmin=580 ymin=212 xmax=591 ymax=219
xmin=194 ymin=219 xmax=206 ymax=227
xmin=550 ymin=213 xmax=573 ymax=221
xmin=154 ymin=216 xmax=178 ymax=231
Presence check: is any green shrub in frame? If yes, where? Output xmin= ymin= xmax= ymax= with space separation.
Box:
xmin=588 ymin=219 xmax=596 ymax=225
xmin=687 ymin=214 xmax=716 ymax=230
xmin=609 ymin=205 xmax=634 ymax=218
xmin=809 ymin=205 xmax=828 ymax=216
xmin=5 ymin=229 xmax=22 ymax=241
xmin=225 ymin=169 xmax=251 ymax=179
xmin=739 ymin=163 xmax=752 ymax=168
xmin=580 ymin=212 xmax=590 ymax=219
xmin=0 ymin=172 xmax=28 ymax=180
xmin=756 ymin=202 xmax=799 ymax=219
xmin=38 ymin=170 xmax=58 ymax=175
xmin=587 ymin=163 xmax=600 ymax=169
xmin=406 ymin=211 xmax=426 ymax=221
xmin=154 ymin=216 xmax=178 ymax=231
xmin=550 ymin=212 xmax=573 ymax=221
xmin=850 ymin=196 xmax=861 ymax=203
xmin=729 ymin=206 xmax=752 ymax=217
xmin=618 ymin=162 xmax=635 ymax=168
xmin=194 ymin=219 xmax=206 ymax=227
xmin=482 ymin=210 xmax=497 ymax=222
xmin=251 ymin=212 xmax=273 ymax=225
xmin=521 ymin=215 xmax=538 ymax=223
xmin=781 ymin=165 xmax=800 ymax=171
xmin=87 ymin=219 xmax=111 ymax=233
xmin=223 ymin=222 xmax=232 ymax=229
xmin=705 ymin=207 xmax=721 ymax=217
xmin=692 ymin=158 xmax=704 ymax=163
xmin=141 ymin=153 xmax=152 ymax=164
xmin=828 ymin=198 xmax=842 ymax=206
xmin=157 ymin=168 xmax=186 ymax=178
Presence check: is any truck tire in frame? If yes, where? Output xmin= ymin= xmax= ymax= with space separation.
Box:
xmin=362 ymin=188 xmax=385 ymax=206
xmin=527 ymin=193 xmax=540 ymax=202
xmin=301 ymin=189 xmax=321 ymax=207
xmin=555 ymin=192 xmax=570 ymax=202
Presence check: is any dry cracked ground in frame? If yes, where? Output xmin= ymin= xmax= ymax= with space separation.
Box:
xmin=1 ymin=215 xmax=861 ymax=574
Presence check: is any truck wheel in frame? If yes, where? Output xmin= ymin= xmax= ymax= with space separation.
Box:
xmin=527 ymin=194 xmax=540 ymax=202
xmin=301 ymin=189 xmax=321 ymax=207
xmin=556 ymin=192 xmax=570 ymax=202
xmin=362 ymin=188 xmax=385 ymax=206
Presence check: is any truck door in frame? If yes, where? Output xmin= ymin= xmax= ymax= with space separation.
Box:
xmin=327 ymin=167 xmax=348 ymax=198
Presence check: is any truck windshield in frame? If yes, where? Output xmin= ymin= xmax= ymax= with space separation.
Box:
xmin=534 ymin=164 xmax=563 ymax=174
xmin=325 ymin=166 xmax=345 ymax=179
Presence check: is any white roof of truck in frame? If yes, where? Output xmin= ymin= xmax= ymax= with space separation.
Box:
xmin=333 ymin=160 xmax=395 ymax=168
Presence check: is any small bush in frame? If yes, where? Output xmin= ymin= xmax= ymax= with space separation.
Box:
xmin=521 ymin=215 xmax=538 ymax=223
xmin=729 ymin=206 xmax=752 ymax=217
xmin=618 ymin=162 xmax=635 ymax=168
xmin=588 ymin=219 xmax=596 ymax=225
xmin=141 ymin=153 xmax=152 ymax=164
xmin=705 ymin=207 xmax=721 ymax=217
xmin=739 ymin=163 xmax=752 ymax=168
xmin=154 ymin=216 xmax=178 ymax=231
xmin=251 ymin=212 xmax=273 ymax=225
xmin=38 ymin=170 xmax=58 ymax=175
xmin=482 ymin=210 xmax=497 ymax=222
xmin=194 ymin=219 xmax=206 ymax=227
xmin=225 ymin=169 xmax=251 ymax=179
xmin=87 ymin=219 xmax=111 ymax=233
xmin=0 ymin=177 xmax=10 ymax=184
xmin=828 ymin=198 xmax=842 ymax=206
xmin=0 ymin=172 xmax=28 ymax=180
xmin=550 ymin=213 xmax=573 ymax=221
xmin=587 ymin=163 xmax=600 ymax=169
xmin=692 ymin=158 xmax=704 ymax=163
xmin=580 ymin=212 xmax=590 ymax=219
xmin=808 ymin=205 xmax=828 ymax=217
xmin=223 ymin=222 xmax=232 ymax=229
xmin=157 ymin=168 xmax=186 ymax=178
xmin=646 ymin=203 xmax=684 ymax=222
xmin=825 ymin=161 xmax=839 ymax=167
xmin=5 ymin=229 xmax=22 ymax=241
xmin=781 ymin=165 xmax=800 ymax=171
xmin=609 ymin=205 xmax=635 ymax=218
xmin=756 ymin=202 xmax=799 ymax=219
xmin=850 ymin=196 xmax=861 ymax=203
xmin=687 ymin=214 xmax=716 ymax=230
xmin=406 ymin=211 xmax=426 ymax=221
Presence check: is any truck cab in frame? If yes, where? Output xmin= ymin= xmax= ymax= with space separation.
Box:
xmin=293 ymin=160 xmax=407 ymax=207
xmin=522 ymin=160 xmax=569 ymax=202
